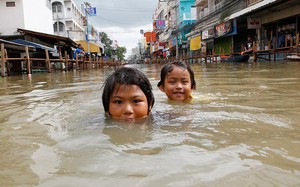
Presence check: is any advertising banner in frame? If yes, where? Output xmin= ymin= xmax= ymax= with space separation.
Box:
xmin=190 ymin=36 xmax=201 ymax=51
xmin=215 ymin=20 xmax=232 ymax=37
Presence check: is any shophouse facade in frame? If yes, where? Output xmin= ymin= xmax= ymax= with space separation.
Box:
xmin=151 ymin=0 xmax=300 ymax=60
xmin=151 ymin=0 xmax=196 ymax=59
xmin=186 ymin=0 xmax=300 ymax=59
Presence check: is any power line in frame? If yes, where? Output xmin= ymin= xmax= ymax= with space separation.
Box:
xmin=93 ymin=16 xmax=151 ymax=26
xmin=99 ymin=7 xmax=155 ymax=12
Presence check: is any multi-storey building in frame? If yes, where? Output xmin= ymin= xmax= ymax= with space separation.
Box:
xmin=51 ymin=0 xmax=104 ymax=55
xmin=151 ymin=0 xmax=300 ymax=60
xmin=51 ymin=0 xmax=86 ymax=41
xmin=152 ymin=0 xmax=196 ymax=58
xmin=187 ymin=0 xmax=300 ymax=59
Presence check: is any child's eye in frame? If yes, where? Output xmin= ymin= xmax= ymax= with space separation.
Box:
xmin=113 ymin=100 xmax=122 ymax=104
xmin=168 ymin=80 xmax=176 ymax=84
xmin=133 ymin=100 xmax=142 ymax=104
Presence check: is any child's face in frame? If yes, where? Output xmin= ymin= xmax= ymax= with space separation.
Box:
xmin=109 ymin=84 xmax=149 ymax=122
xmin=159 ymin=66 xmax=193 ymax=102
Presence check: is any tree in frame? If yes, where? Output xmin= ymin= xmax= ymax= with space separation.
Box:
xmin=99 ymin=32 xmax=126 ymax=60
xmin=115 ymin=46 xmax=126 ymax=60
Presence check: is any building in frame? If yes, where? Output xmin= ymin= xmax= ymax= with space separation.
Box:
xmin=149 ymin=0 xmax=300 ymax=60
xmin=187 ymin=0 xmax=300 ymax=60
xmin=51 ymin=0 xmax=104 ymax=56
xmin=51 ymin=0 xmax=86 ymax=41
xmin=0 ymin=0 xmax=53 ymax=35
xmin=151 ymin=0 xmax=196 ymax=59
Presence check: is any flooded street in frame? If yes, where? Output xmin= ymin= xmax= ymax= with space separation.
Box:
xmin=1 ymin=62 xmax=300 ymax=186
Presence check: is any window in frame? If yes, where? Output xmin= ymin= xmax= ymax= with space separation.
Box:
xmin=52 ymin=2 xmax=62 ymax=13
xmin=6 ymin=2 xmax=15 ymax=7
xmin=59 ymin=23 xmax=64 ymax=32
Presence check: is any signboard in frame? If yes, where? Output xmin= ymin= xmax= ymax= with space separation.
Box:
xmin=215 ymin=20 xmax=232 ymax=37
xmin=86 ymin=7 xmax=97 ymax=16
xmin=202 ymin=28 xmax=214 ymax=40
xmin=247 ymin=18 xmax=261 ymax=29
xmin=144 ymin=31 xmax=156 ymax=43
xmin=156 ymin=20 xmax=166 ymax=30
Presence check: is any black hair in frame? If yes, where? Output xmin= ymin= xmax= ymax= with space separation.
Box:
xmin=102 ymin=67 xmax=155 ymax=114
xmin=157 ymin=61 xmax=196 ymax=90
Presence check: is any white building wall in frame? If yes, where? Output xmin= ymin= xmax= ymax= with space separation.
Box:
xmin=0 ymin=0 xmax=53 ymax=35
xmin=0 ymin=0 xmax=25 ymax=35
xmin=23 ymin=0 xmax=53 ymax=34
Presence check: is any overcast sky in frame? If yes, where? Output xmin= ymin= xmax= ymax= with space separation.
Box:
xmin=73 ymin=0 xmax=158 ymax=58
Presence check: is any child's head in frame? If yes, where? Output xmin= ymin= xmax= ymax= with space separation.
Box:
xmin=102 ymin=67 xmax=155 ymax=121
xmin=157 ymin=61 xmax=196 ymax=102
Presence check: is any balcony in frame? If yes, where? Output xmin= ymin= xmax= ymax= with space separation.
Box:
xmin=195 ymin=0 xmax=208 ymax=7
xmin=247 ymin=0 xmax=263 ymax=6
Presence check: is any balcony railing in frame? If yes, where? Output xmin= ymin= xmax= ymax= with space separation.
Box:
xmin=195 ymin=0 xmax=208 ymax=7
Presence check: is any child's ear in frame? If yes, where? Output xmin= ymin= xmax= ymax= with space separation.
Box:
xmin=159 ymin=85 xmax=165 ymax=92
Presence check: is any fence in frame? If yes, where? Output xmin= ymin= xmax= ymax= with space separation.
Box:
xmin=1 ymin=43 xmax=123 ymax=77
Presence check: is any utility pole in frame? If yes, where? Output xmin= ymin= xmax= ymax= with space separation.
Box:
xmin=175 ymin=2 xmax=179 ymax=59
xmin=84 ymin=2 xmax=91 ymax=55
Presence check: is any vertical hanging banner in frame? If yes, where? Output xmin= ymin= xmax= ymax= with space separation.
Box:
xmin=144 ymin=32 xmax=151 ymax=43
xmin=144 ymin=31 xmax=156 ymax=43
xmin=151 ymin=31 xmax=156 ymax=42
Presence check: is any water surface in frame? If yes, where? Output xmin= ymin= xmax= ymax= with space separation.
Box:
xmin=1 ymin=62 xmax=300 ymax=186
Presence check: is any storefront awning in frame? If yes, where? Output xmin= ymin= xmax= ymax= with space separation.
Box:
xmin=12 ymin=39 xmax=55 ymax=52
xmin=0 ymin=39 xmax=35 ymax=51
xmin=228 ymin=0 xmax=276 ymax=20
xmin=76 ymin=41 xmax=104 ymax=54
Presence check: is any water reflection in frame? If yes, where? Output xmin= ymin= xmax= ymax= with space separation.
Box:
xmin=0 ymin=63 xmax=300 ymax=186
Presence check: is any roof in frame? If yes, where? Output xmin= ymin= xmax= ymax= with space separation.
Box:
xmin=228 ymin=0 xmax=277 ymax=20
xmin=12 ymin=39 xmax=55 ymax=52
xmin=0 ymin=39 xmax=36 ymax=51
xmin=17 ymin=28 xmax=77 ymax=48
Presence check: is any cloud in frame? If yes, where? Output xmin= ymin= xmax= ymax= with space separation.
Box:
xmin=98 ymin=24 xmax=153 ymax=58
xmin=74 ymin=0 xmax=157 ymax=58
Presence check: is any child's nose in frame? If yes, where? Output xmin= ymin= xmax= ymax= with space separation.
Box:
xmin=176 ymin=82 xmax=183 ymax=89
xmin=124 ymin=103 xmax=134 ymax=114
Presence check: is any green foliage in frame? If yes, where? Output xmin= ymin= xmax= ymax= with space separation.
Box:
xmin=115 ymin=46 xmax=126 ymax=60
xmin=99 ymin=32 xmax=126 ymax=60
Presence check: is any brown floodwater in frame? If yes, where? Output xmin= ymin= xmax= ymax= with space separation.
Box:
xmin=0 ymin=62 xmax=300 ymax=186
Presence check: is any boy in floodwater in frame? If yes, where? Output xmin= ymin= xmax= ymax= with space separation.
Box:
xmin=157 ymin=61 xmax=196 ymax=102
xmin=102 ymin=67 xmax=155 ymax=122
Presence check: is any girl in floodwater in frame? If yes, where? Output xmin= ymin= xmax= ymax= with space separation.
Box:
xmin=157 ymin=61 xmax=196 ymax=103
xmin=102 ymin=67 xmax=155 ymax=123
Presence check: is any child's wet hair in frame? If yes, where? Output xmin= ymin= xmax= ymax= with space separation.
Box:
xmin=157 ymin=61 xmax=196 ymax=89
xmin=102 ymin=67 xmax=155 ymax=114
